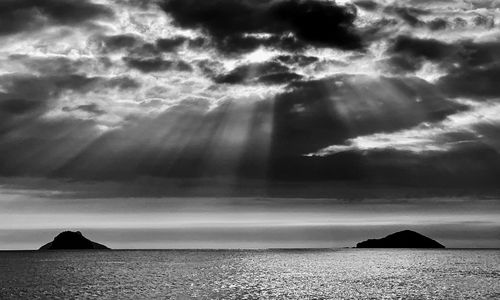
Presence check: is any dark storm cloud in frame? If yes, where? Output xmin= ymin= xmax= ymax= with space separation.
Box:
xmin=214 ymin=61 xmax=300 ymax=85
xmin=357 ymin=18 xmax=399 ymax=42
xmin=274 ymin=55 xmax=319 ymax=67
xmin=473 ymin=15 xmax=495 ymax=28
xmin=0 ymin=75 xmax=68 ymax=132
xmin=384 ymin=6 xmax=427 ymax=27
xmin=427 ymin=18 xmax=448 ymax=31
xmin=388 ymin=35 xmax=453 ymax=62
xmin=0 ymin=117 xmax=101 ymax=177
xmin=389 ymin=36 xmax=500 ymax=68
xmin=449 ymin=41 xmax=500 ymax=68
xmin=386 ymin=36 xmax=500 ymax=96
xmin=0 ymin=0 xmax=113 ymax=36
xmin=353 ymin=144 xmax=500 ymax=187
xmin=160 ymin=0 xmax=363 ymax=53
xmin=98 ymin=34 xmax=207 ymax=60
xmin=104 ymin=76 xmax=141 ymax=90
xmin=257 ymin=72 xmax=304 ymax=85
xmin=101 ymin=34 xmax=143 ymax=51
xmin=0 ymin=73 xmax=139 ymax=129
xmin=124 ymin=57 xmax=193 ymax=73
xmin=209 ymin=55 xmax=323 ymax=86
xmin=393 ymin=9 xmax=423 ymax=27
xmin=0 ymin=98 xmax=41 ymax=115
xmin=156 ymin=36 xmax=207 ymax=52
xmin=375 ymin=4 xmax=464 ymax=31
xmin=382 ymin=56 xmax=423 ymax=73
xmin=0 ymin=74 xmax=98 ymax=114
xmin=211 ymin=34 xmax=305 ymax=54
xmin=437 ymin=63 xmax=500 ymax=98
xmin=268 ymin=75 xmax=465 ymax=180
xmin=453 ymin=17 xmax=468 ymax=28
xmin=281 ymin=75 xmax=462 ymax=140
xmin=98 ymin=34 xmax=161 ymax=58
xmin=0 ymin=73 xmax=468 ymax=184
xmin=156 ymin=37 xmax=189 ymax=52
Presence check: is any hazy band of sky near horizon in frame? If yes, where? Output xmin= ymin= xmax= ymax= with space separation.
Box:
xmin=1 ymin=183 xmax=499 ymax=249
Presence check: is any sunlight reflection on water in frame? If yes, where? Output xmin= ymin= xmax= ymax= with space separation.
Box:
xmin=0 ymin=249 xmax=499 ymax=299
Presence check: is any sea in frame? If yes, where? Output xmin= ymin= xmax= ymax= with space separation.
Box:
xmin=0 ymin=249 xmax=499 ymax=299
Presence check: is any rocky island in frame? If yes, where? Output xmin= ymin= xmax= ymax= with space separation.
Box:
xmin=356 ymin=230 xmax=445 ymax=248
xmin=39 ymin=231 xmax=110 ymax=250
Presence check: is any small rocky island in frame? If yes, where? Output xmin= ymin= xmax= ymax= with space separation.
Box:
xmin=356 ymin=230 xmax=445 ymax=248
xmin=39 ymin=231 xmax=110 ymax=250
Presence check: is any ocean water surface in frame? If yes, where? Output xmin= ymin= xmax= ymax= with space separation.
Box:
xmin=0 ymin=249 xmax=499 ymax=299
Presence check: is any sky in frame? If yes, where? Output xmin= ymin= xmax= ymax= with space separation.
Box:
xmin=0 ymin=0 xmax=500 ymax=249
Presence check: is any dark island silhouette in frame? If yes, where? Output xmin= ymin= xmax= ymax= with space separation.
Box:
xmin=356 ymin=230 xmax=445 ymax=248
xmin=39 ymin=231 xmax=110 ymax=250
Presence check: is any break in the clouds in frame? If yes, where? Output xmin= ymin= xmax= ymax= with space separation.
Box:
xmin=1 ymin=0 xmax=500 ymax=190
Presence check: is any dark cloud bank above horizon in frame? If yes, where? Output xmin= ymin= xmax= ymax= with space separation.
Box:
xmin=1 ymin=0 xmax=500 ymax=195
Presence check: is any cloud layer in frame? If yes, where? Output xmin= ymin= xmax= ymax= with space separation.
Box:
xmin=0 ymin=0 xmax=500 ymax=193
